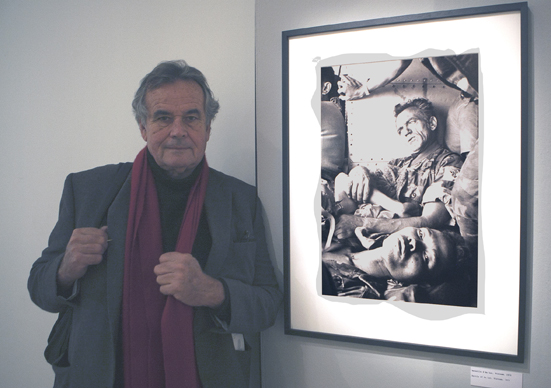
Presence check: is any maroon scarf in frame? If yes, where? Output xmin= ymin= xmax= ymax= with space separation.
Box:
xmin=123 ymin=147 xmax=209 ymax=388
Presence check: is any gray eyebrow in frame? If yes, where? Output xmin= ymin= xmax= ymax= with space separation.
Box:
xmin=152 ymin=110 xmax=172 ymax=118
xmin=151 ymin=109 xmax=203 ymax=121
xmin=183 ymin=109 xmax=202 ymax=118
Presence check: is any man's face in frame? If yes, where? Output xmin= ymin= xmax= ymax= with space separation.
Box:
xmin=381 ymin=227 xmax=455 ymax=283
xmin=395 ymin=107 xmax=436 ymax=154
xmin=140 ymin=79 xmax=210 ymax=179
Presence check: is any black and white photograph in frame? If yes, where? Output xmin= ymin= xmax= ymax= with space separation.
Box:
xmin=283 ymin=3 xmax=526 ymax=360
xmin=320 ymin=55 xmax=479 ymax=307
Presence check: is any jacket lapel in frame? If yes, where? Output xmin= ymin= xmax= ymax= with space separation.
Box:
xmin=204 ymin=169 xmax=231 ymax=277
xmin=105 ymin=172 xmax=131 ymax=337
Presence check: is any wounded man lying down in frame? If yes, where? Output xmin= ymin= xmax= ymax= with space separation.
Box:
xmin=322 ymin=226 xmax=476 ymax=306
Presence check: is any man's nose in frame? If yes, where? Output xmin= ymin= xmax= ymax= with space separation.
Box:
xmin=407 ymin=237 xmax=417 ymax=251
xmin=169 ymin=117 xmax=188 ymax=137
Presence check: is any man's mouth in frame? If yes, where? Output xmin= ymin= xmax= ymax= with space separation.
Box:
xmin=397 ymin=236 xmax=407 ymax=261
xmin=166 ymin=144 xmax=189 ymax=150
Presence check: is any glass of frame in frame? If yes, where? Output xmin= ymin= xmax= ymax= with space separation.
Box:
xmin=282 ymin=2 xmax=528 ymax=361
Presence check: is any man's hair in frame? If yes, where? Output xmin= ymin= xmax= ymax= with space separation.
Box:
xmin=321 ymin=66 xmax=336 ymax=85
xmin=132 ymin=60 xmax=220 ymax=126
xmin=438 ymin=229 xmax=471 ymax=277
xmin=394 ymin=98 xmax=436 ymax=123
xmin=321 ymin=66 xmax=339 ymax=100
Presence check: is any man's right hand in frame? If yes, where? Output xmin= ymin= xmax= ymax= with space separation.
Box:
xmin=57 ymin=226 xmax=109 ymax=289
xmin=347 ymin=166 xmax=372 ymax=203
xmin=337 ymin=74 xmax=370 ymax=101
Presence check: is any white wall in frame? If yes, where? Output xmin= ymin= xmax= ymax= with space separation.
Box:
xmin=256 ymin=0 xmax=551 ymax=387
xmin=0 ymin=1 xmax=255 ymax=386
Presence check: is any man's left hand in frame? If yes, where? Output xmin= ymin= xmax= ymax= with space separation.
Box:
xmin=335 ymin=214 xmax=366 ymax=240
xmin=154 ymin=252 xmax=225 ymax=308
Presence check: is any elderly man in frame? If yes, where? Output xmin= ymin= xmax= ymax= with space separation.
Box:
xmin=28 ymin=60 xmax=282 ymax=388
xmin=334 ymin=98 xmax=463 ymax=239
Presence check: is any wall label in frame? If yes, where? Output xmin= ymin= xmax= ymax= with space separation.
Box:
xmin=471 ymin=367 xmax=522 ymax=388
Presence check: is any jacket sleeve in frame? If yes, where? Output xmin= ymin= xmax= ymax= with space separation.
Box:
xmin=219 ymin=195 xmax=282 ymax=334
xmin=28 ymin=173 xmax=79 ymax=313
xmin=28 ymin=163 xmax=132 ymax=313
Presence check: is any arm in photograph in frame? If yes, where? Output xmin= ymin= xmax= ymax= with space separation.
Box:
xmin=334 ymin=201 xmax=449 ymax=239
xmin=360 ymin=201 xmax=451 ymax=234
xmin=369 ymin=189 xmax=421 ymax=217
xmin=338 ymin=59 xmax=412 ymax=101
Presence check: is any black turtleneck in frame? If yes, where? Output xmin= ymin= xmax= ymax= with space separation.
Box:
xmin=146 ymin=151 xmax=212 ymax=268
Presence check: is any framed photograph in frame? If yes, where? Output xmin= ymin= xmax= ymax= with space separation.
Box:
xmin=283 ymin=3 xmax=528 ymax=361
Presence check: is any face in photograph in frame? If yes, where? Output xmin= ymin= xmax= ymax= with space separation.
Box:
xmin=395 ymin=107 xmax=437 ymax=154
xmin=380 ymin=227 xmax=456 ymax=283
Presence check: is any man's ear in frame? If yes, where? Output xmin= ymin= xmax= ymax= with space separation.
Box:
xmin=429 ymin=116 xmax=438 ymax=131
xmin=139 ymin=122 xmax=147 ymax=141
xmin=322 ymin=81 xmax=332 ymax=96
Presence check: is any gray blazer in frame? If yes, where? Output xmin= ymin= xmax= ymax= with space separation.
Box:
xmin=28 ymin=163 xmax=282 ymax=388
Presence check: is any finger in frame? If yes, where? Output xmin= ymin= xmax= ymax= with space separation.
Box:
xmin=68 ymin=252 xmax=104 ymax=267
xmin=80 ymin=253 xmax=104 ymax=266
xmin=159 ymin=284 xmax=170 ymax=296
xmin=158 ymin=251 xmax=193 ymax=264
xmin=154 ymin=263 xmax=174 ymax=276
xmin=362 ymin=182 xmax=370 ymax=203
xmin=66 ymin=239 xmax=108 ymax=257
xmin=78 ymin=242 xmax=108 ymax=255
xmin=356 ymin=184 xmax=365 ymax=203
xmin=71 ymin=230 xmax=109 ymax=247
xmin=153 ymin=264 xmax=163 ymax=276
xmin=74 ymin=227 xmax=108 ymax=237
xmin=350 ymin=78 xmax=361 ymax=88
xmin=155 ymin=272 xmax=172 ymax=286
xmin=349 ymin=181 xmax=358 ymax=202
xmin=345 ymin=179 xmax=353 ymax=199
xmin=356 ymin=182 xmax=365 ymax=203
xmin=158 ymin=283 xmax=178 ymax=297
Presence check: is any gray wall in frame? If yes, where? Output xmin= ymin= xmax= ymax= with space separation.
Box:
xmin=0 ymin=1 xmax=255 ymax=386
xmin=256 ymin=0 xmax=551 ymax=387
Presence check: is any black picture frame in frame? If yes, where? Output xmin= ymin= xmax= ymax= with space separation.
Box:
xmin=283 ymin=2 xmax=528 ymax=362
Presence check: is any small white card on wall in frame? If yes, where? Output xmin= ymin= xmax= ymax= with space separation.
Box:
xmin=471 ymin=367 xmax=522 ymax=388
